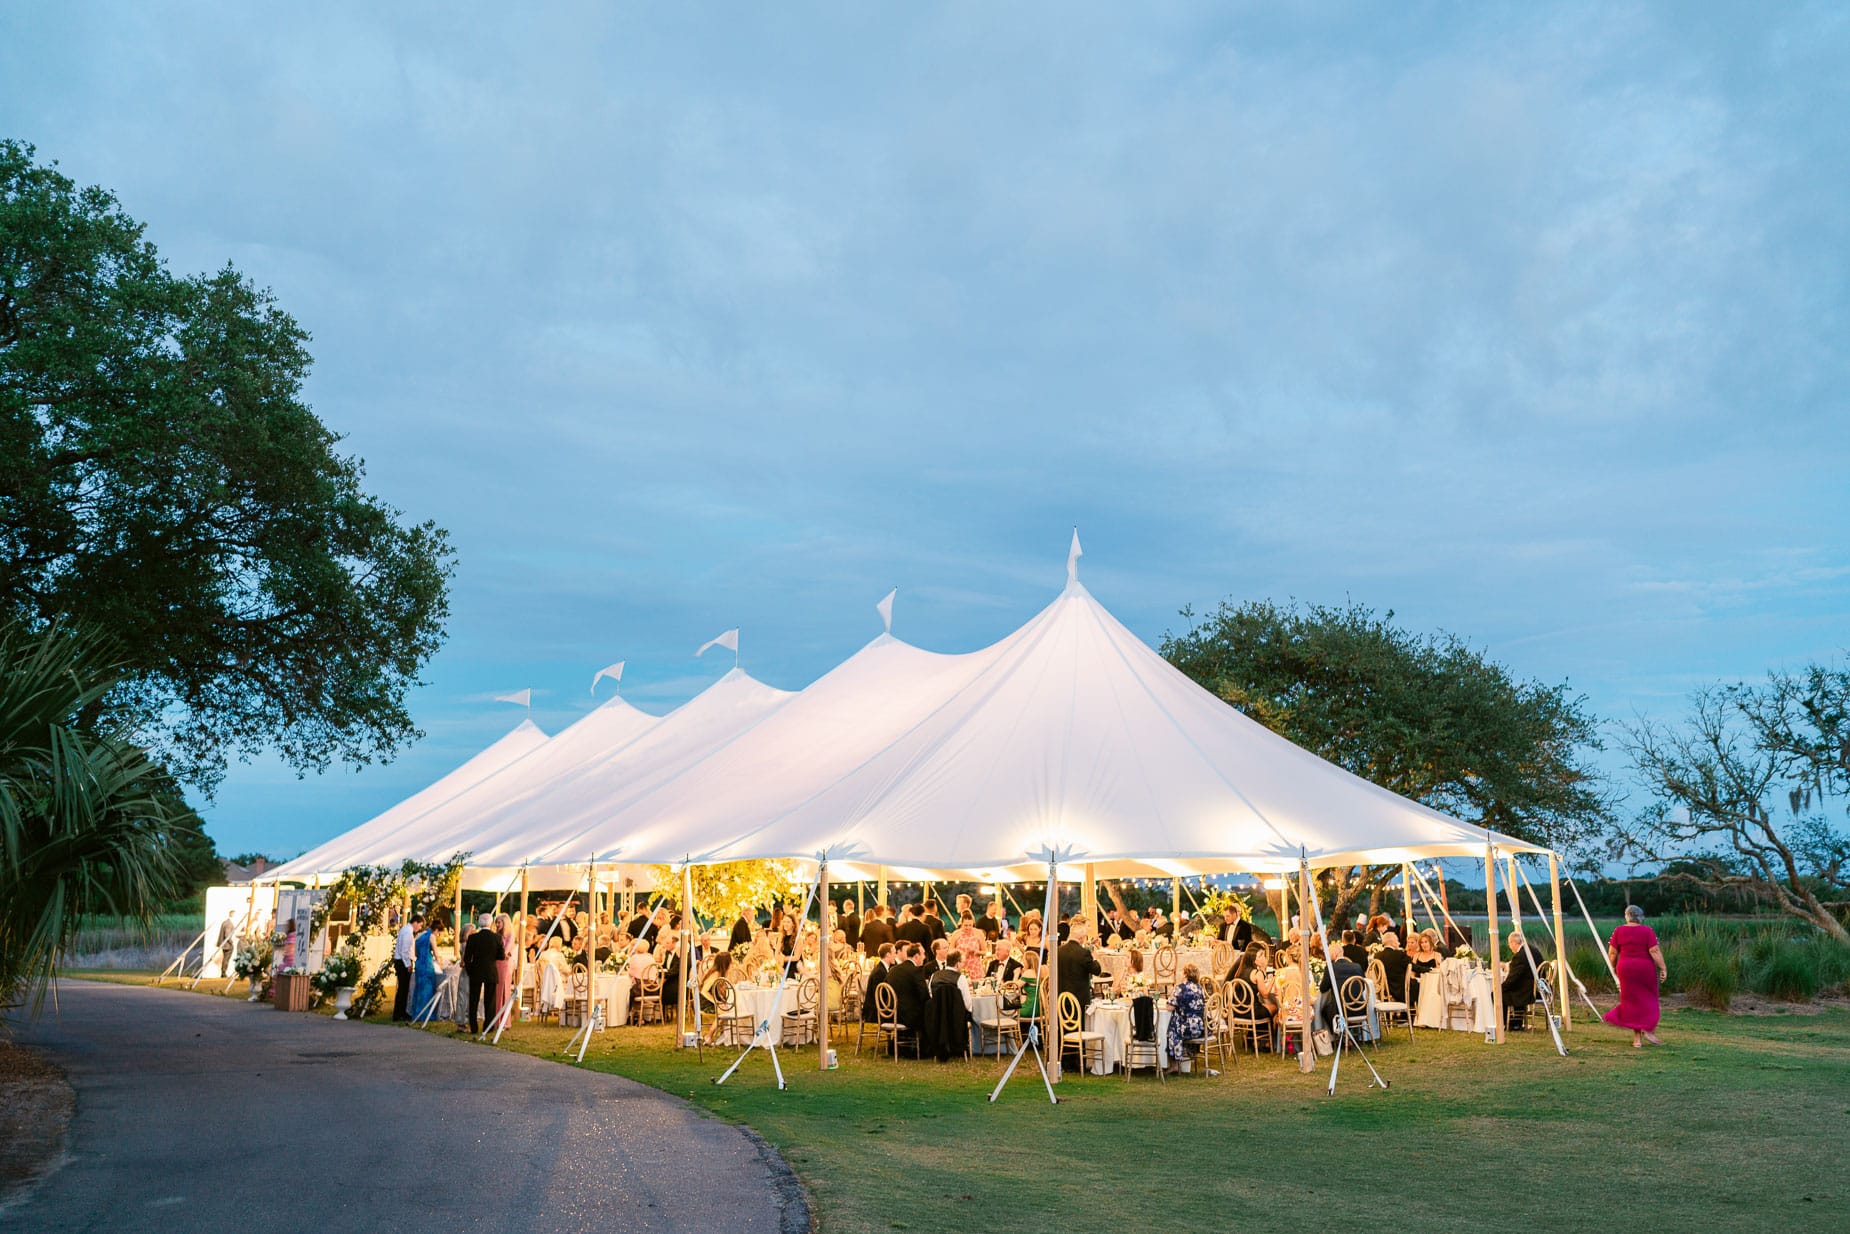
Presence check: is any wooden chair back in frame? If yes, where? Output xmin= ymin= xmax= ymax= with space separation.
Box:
xmin=875 ymin=981 xmax=898 ymax=1025
xmin=797 ymin=976 xmax=820 ymax=1012
xmin=1059 ymin=989 xmax=1083 ymax=1034
xmin=1153 ymin=945 xmax=1178 ymax=981
xmin=1224 ymin=977 xmax=1257 ymax=1020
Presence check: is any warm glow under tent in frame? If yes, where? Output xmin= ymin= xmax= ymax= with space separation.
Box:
xmin=266 ymin=717 xmax=552 ymax=885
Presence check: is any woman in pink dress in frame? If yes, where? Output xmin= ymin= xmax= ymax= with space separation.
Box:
xmin=493 ymin=913 xmax=516 ymax=1022
xmin=1603 ymin=905 xmax=1666 ymax=1047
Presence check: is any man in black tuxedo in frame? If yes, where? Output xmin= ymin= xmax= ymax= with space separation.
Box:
xmin=1315 ymin=944 xmax=1366 ymax=1038
xmin=921 ymin=899 xmax=947 ymax=943
xmin=862 ymin=943 xmax=894 ymax=1024
xmin=1340 ymin=930 xmax=1370 ymax=968
xmin=1217 ymin=904 xmax=1252 ymax=952
xmin=859 ymin=906 xmax=895 ymax=957
xmin=1374 ymin=931 xmax=1413 ymax=1003
xmin=625 ymin=905 xmax=651 ymax=940
xmin=839 ymin=899 xmax=861 ymax=952
xmin=461 ymin=912 xmax=505 ymax=1034
xmin=889 ymin=943 xmax=931 ymax=1033
xmin=975 ymin=900 xmax=1003 ymax=942
xmin=1502 ymin=932 xmax=1544 ymax=1029
xmin=1101 ymin=908 xmax=1130 ymax=942
xmin=895 ymin=905 xmax=932 ymax=950
xmin=1056 ymin=923 xmax=1105 ymax=1018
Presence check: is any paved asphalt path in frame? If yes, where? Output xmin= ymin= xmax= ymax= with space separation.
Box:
xmin=3 ymin=982 xmax=806 ymax=1234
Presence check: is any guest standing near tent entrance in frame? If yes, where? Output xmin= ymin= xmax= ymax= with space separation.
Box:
xmin=1604 ymin=905 xmax=1666 ymax=1047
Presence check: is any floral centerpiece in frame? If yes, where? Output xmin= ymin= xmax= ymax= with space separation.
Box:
xmin=1451 ymin=944 xmax=1479 ymax=965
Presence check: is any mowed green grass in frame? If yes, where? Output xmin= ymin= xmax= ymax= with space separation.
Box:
xmin=72 ymin=972 xmax=1850 ymax=1234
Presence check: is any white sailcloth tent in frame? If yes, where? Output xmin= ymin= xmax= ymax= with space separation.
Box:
xmin=456 ymin=667 xmax=795 ymax=885
xmin=326 ymin=692 xmax=667 ymax=886
xmin=690 ymin=579 xmax=1545 ymax=880
xmin=518 ymin=631 xmax=1018 ymax=877
xmin=267 ymin=717 xmax=552 ymax=884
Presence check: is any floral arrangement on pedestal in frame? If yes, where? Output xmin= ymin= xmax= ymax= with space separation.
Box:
xmin=310 ymin=947 xmax=362 ymax=999
xmin=232 ymin=936 xmax=273 ymax=981
xmin=1451 ymin=944 xmax=1479 ymax=965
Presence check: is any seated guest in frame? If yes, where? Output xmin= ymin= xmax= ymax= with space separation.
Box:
xmin=1226 ymin=945 xmax=1279 ymax=1044
xmin=1315 ymin=941 xmax=1365 ymax=1036
xmin=863 ymin=943 xmax=895 ymax=1023
xmin=1112 ymin=948 xmax=1146 ymax=996
xmin=1340 ymin=930 xmax=1369 ymax=968
xmin=1375 ymin=931 xmax=1413 ymax=1003
xmin=728 ymin=909 xmax=755 ymax=950
xmin=1018 ymin=917 xmax=1045 ymax=956
xmin=1408 ymin=931 xmax=1441 ymax=1002
xmin=521 ymin=920 xmax=540 ymax=963
xmin=698 ymin=953 xmax=734 ymax=1044
xmin=1013 ymin=950 xmax=1042 ymax=1019
xmin=625 ymin=943 xmax=655 ymax=985
xmin=541 ymin=935 xmax=569 ymax=970
xmin=889 ymin=943 xmax=931 ymax=1033
xmin=923 ymin=938 xmax=949 ymax=976
xmin=1164 ymin=964 xmax=1207 ymax=1074
xmin=1502 ymin=932 xmax=1544 ymax=1029
xmin=987 ymin=938 xmax=1021 ymax=983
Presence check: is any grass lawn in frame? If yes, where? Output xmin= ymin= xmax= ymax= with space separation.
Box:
xmin=71 ymin=971 xmax=1850 ymax=1233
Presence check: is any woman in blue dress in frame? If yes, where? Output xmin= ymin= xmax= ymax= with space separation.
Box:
xmin=412 ymin=919 xmax=443 ymax=1021
xmin=1165 ymin=963 xmax=1207 ymax=1074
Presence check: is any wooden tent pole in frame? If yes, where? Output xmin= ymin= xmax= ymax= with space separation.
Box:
xmin=1401 ymin=864 xmax=1413 ymax=940
xmin=517 ymin=866 xmax=530 ymax=1017
xmin=1046 ymin=865 xmax=1062 ymax=1083
xmin=453 ymin=877 xmax=464 ymax=964
xmin=1549 ymin=852 xmax=1570 ymax=1031
xmin=1486 ymin=843 xmax=1504 ymax=1043
xmin=1171 ymin=877 xmax=1181 ymax=925
xmin=877 ymin=866 xmax=888 ymax=909
xmin=1081 ymin=863 xmax=1097 ymax=935
xmin=817 ymin=860 xmax=831 ymax=1071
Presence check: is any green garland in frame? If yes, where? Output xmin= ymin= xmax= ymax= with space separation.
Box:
xmin=308 ymin=854 xmax=468 ymax=1019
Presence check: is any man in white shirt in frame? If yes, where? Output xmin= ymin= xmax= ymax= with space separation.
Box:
xmin=391 ymin=912 xmax=419 ymax=1021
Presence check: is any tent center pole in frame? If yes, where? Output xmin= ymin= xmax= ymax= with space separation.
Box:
xmin=1549 ymin=853 xmax=1570 ymax=1032
xmin=817 ymin=859 xmax=831 ymax=1071
xmin=1486 ymin=843 xmax=1504 ymax=1044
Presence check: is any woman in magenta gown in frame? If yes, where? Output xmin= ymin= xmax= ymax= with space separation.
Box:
xmin=1603 ymin=905 xmax=1666 ymax=1047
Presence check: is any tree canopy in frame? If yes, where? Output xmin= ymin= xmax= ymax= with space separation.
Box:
xmin=1622 ymin=664 xmax=1849 ymax=941
xmin=0 ymin=141 xmax=453 ymax=791
xmin=1161 ymin=598 xmax=1612 ymax=914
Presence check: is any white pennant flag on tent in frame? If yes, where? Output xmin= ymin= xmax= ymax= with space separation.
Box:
xmin=1066 ymin=528 xmax=1083 ymax=586
xmin=589 ymin=661 xmax=625 ymax=696
xmin=493 ymin=688 xmax=531 ymax=708
xmin=876 ymin=587 xmax=896 ymax=634
xmin=696 ymin=628 xmax=739 ymax=659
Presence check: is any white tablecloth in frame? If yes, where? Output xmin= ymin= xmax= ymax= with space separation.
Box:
xmin=733 ymin=983 xmax=798 ymax=1036
xmin=1084 ymin=999 xmax=1172 ymax=1074
xmin=1095 ymin=947 xmax=1215 ymax=984
xmin=1415 ymin=958 xmax=1495 ymax=1032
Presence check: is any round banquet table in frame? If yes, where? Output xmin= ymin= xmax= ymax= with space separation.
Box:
xmin=731 ymin=983 xmax=799 ymax=1037
xmin=1084 ymin=998 xmax=1172 ymax=1074
xmin=1414 ymin=957 xmax=1495 ymax=1032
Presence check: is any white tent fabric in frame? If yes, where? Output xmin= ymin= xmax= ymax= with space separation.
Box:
xmin=541 ymin=632 xmax=1016 ymax=873
xmin=693 ymin=581 xmax=1545 ymax=879
xmin=331 ymin=693 xmax=666 ymax=881
xmin=457 ymin=668 xmax=795 ymax=881
xmin=267 ymin=717 xmax=552 ymax=884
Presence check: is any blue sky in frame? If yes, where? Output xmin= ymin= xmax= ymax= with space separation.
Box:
xmin=4 ymin=4 xmax=1847 ymax=860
